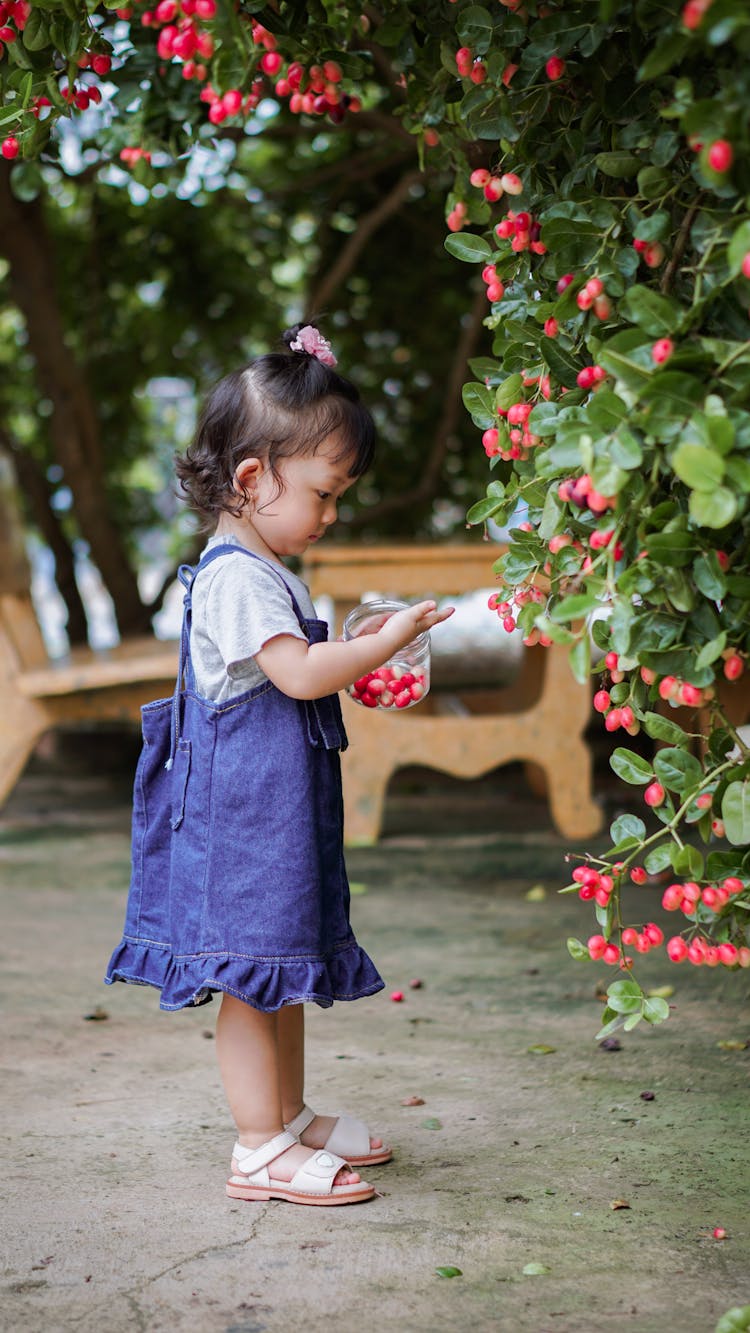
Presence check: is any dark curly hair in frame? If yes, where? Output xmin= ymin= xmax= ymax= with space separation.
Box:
xmin=176 ymin=325 xmax=376 ymax=525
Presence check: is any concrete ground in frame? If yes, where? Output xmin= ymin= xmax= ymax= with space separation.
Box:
xmin=1 ymin=742 xmax=749 ymax=1333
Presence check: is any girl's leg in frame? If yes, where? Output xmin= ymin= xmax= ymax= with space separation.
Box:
xmin=277 ymin=1002 xmax=383 ymax=1153
xmin=215 ymin=994 xmax=360 ymax=1185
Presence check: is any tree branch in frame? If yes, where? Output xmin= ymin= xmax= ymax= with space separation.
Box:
xmin=305 ymin=168 xmax=424 ymax=316
xmin=347 ymin=281 xmax=488 ymax=529
xmin=660 ymin=196 xmax=703 ymax=295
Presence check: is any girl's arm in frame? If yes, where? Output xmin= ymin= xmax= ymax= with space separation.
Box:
xmin=255 ymin=601 xmax=454 ymax=701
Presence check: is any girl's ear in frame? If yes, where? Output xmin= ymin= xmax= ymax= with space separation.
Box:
xmin=233 ymin=456 xmax=263 ymax=502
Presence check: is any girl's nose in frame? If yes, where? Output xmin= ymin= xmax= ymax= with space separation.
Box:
xmin=322 ymin=502 xmax=337 ymax=526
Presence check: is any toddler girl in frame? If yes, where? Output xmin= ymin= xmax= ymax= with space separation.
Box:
xmin=106 ymin=325 xmax=453 ymax=1207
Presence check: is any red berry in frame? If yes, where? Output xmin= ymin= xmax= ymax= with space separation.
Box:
xmin=667 ymin=936 xmax=688 ymax=962
xmin=593 ymin=689 xmax=611 ymax=713
xmin=390 ymin=990 xmax=404 ymax=1002
xmin=587 ymin=934 xmax=607 ymax=959
xmin=544 ymin=317 xmax=558 ymax=338
xmin=724 ymin=654 xmax=744 ymax=681
xmin=630 ymin=866 xmax=647 ymax=884
xmin=708 ymin=139 xmax=733 ymax=173
xmin=602 ymin=944 xmax=620 ymax=965
xmin=651 ymin=338 xmax=674 ymax=364
xmin=545 ymin=55 xmax=565 ymax=80
xmin=644 ymin=781 xmax=666 ymax=808
xmin=662 ymin=884 xmax=684 ymax=911
xmin=500 ymin=172 xmax=523 ymax=195
xmin=1 ymin=135 xmax=19 ymax=160
xmin=604 ymin=651 xmax=618 ymax=670
xmin=556 ymin=273 xmax=575 ymax=294
xmin=722 ymin=877 xmax=744 ymax=895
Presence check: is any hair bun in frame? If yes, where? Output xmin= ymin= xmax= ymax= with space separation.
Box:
xmin=282 ymin=323 xmax=337 ymax=367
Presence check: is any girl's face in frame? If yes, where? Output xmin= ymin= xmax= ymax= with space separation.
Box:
xmin=235 ymin=435 xmax=356 ymax=559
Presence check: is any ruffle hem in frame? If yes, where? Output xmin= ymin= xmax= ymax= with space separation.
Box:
xmin=104 ymin=936 xmax=385 ymax=1012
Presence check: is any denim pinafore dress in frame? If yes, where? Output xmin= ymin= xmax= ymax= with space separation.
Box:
xmin=105 ymin=544 xmax=384 ymax=1012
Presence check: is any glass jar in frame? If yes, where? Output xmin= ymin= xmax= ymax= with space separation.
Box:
xmin=342 ymin=598 xmax=431 ymax=710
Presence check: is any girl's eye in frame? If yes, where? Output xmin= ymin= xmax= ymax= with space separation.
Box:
xmin=317 ymin=491 xmax=331 ymax=500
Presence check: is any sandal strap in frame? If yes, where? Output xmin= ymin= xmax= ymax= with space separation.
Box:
xmin=324 ymin=1114 xmax=370 ymax=1161
xmin=231 ymin=1130 xmax=298 ymax=1177
xmin=289 ymin=1149 xmax=349 ymax=1195
xmin=284 ymin=1104 xmax=317 ymax=1138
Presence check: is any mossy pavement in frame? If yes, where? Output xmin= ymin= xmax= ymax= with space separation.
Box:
xmin=1 ymin=742 xmax=749 ymax=1333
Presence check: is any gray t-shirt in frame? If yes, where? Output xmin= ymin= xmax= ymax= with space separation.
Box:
xmin=189 ymin=535 xmax=315 ymax=703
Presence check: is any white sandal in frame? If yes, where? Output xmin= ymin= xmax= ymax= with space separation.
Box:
xmin=225 ymin=1130 xmax=375 ymax=1206
xmin=285 ymin=1105 xmax=393 ymax=1167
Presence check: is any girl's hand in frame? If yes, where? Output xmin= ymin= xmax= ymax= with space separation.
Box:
xmin=377 ymin=600 xmax=454 ymax=653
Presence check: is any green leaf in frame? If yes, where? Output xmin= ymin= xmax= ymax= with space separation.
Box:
xmin=692 ymin=553 xmax=726 ymax=600
xmin=637 ymin=165 xmax=673 ymax=199
xmin=722 ymin=781 xmax=750 ymax=846
xmin=620 ymin=286 xmax=682 ymax=338
xmin=522 ymin=1262 xmax=551 ymax=1276
xmin=462 ymin=381 xmax=496 ymax=426
xmin=595 ymin=151 xmax=641 ymax=179
xmin=610 ymin=747 xmax=653 ymax=785
xmin=567 ymin=936 xmax=589 ymax=960
xmin=569 ymin=634 xmax=591 ymax=684
xmin=496 ymin=373 xmax=525 ymax=411
xmin=435 ymin=1266 xmax=463 ymax=1279
xmin=695 ymin=632 xmax=727 ymax=671
xmin=457 ymin=3 xmax=495 ymax=50
xmin=444 ymin=233 xmax=492 ymax=263
xmin=689 ymin=487 xmax=739 ymax=529
xmin=637 ymin=32 xmax=690 ymax=81
xmin=653 ymin=747 xmax=703 ymax=792
xmin=467 ymin=495 xmax=505 ymax=524
xmin=645 ymin=529 xmax=695 ymax=567
xmin=672 ymin=843 xmax=704 ymax=878
xmin=642 ymin=712 xmax=690 ymax=747
xmin=611 ymin=814 xmax=647 ymax=842
xmin=727 ymin=222 xmax=750 ymax=278
xmin=642 ymin=995 xmax=670 ymax=1024
xmin=550 ymin=593 xmax=601 ymax=623
xmin=540 ymin=336 xmax=582 ymax=389
xmin=672 ymin=443 xmax=725 ymax=491
xmin=644 ymin=844 xmax=673 ymax=873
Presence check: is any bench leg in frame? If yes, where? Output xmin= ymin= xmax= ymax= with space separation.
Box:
xmin=0 ymin=711 xmax=47 ymax=809
xmin=545 ymin=746 xmax=602 ymax=840
xmin=342 ymin=754 xmax=391 ymax=846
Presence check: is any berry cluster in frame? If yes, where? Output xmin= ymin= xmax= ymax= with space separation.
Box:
xmin=487 ymin=589 xmax=549 ymax=646
xmin=632 ymin=237 xmax=665 ymax=268
xmin=575 ymin=275 xmax=611 ymax=320
xmin=455 ymin=45 xmax=486 ymax=85
xmin=348 ymin=665 xmax=427 ymax=710
xmin=557 ymin=473 xmax=617 ymax=515
xmin=0 ymin=0 xmax=111 ymax=158
xmin=468 ymin=168 xmax=524 ymax=202
xmin=494 ymin=208 xmax=546 ymax=255
xmin=0 ymin=0 xmax=29 ymax=57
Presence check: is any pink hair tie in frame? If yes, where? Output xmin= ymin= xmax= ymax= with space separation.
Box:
xmin=289 ymin=325 xmax=337 ymax=367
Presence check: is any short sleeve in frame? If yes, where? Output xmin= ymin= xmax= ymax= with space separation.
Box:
xmin=203 ymin=557 xmax=307 ymax=679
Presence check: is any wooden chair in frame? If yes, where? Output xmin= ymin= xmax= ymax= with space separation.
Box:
xmin=303 ymin=543 xmax=603 ymax=844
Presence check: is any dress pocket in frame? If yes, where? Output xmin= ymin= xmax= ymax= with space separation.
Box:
xmin=170 ymin=739 xmax=192 ymax=830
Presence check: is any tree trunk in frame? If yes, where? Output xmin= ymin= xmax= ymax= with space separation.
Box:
xmin=2 ymin=433 xmax=89 ymax=646
xmin=0 ymin=163 xmax=151 ymax=637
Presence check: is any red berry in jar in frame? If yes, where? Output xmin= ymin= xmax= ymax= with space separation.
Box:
xmin=342 ymin=599 xmax=432 ymax=711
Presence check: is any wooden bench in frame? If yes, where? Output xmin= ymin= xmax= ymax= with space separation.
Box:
xmin=302 ymin=543 xmax=603 ymax=844
xmin=0 ymin=585 xmax=179 ymax=807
